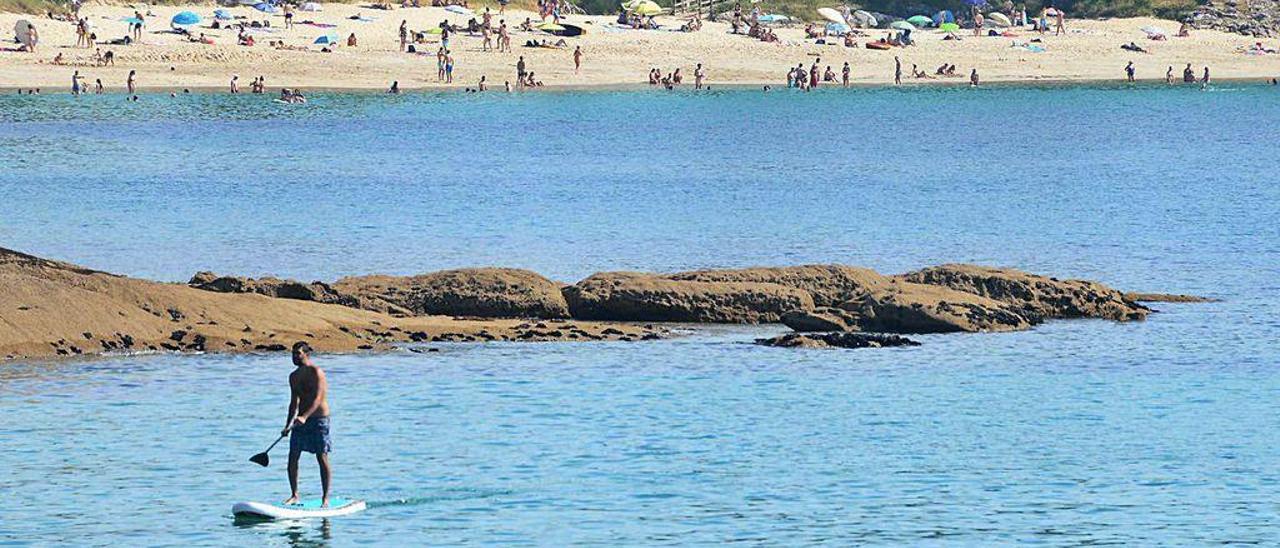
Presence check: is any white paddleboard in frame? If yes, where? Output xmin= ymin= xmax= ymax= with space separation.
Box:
xmin=232 ymin=498 xmax=366 ymax=519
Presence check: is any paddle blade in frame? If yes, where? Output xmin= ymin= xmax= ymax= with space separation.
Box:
xmin=249 ymin=452 xmax=270 ymax=467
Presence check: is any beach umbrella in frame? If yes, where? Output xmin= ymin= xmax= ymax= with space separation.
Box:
xmin=253 ymin=3 xmax=278 ymax=13
xmin=907 ymin=15 xmax=932 ymax=27
xmin=939 ymin=22 xmax=959 ymax=31
xmin=987 ymin=12 xmax=1011 ymax=26
xmin=620 ymin=0 xmax=639 ymax=9
xmin=171 ymin=11 xmax=201 ymax=26
xmin=300 ymin=2 xmax=322 ymax=11
xmin=852 ymin=9 xmax=876 ymax=27
xmin=213 ymin=9 xmax=233 ymax=20
xmin=889 ymin=20 xmax=914 ymax=30
xmin=537 ymin=22 xmax=566 ymax=31
xmin=1044 ymin=7 xmax=1060 ymax=16
xmin=932 ymin=9 xmax=954 ymax=25
xmin=825 ymin=22 xmax=850 ymax=34
xmin=314 ymin=32 xmax=339 ymax=44
xmin=14 ymin=20 xmax=35 ymax=48
xmin=631 ymin=0 xmax=661 ymax=16
xmin=817 ymin=7 xmax=844 ymax=25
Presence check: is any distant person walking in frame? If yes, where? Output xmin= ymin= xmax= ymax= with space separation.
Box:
xmin=573 ymin=46 xmax=583 ymax=74
xmin=126 ymin=69 xmax=136 ymax=94
xmin=1124 ymin=61 xmax=1135 ymax=82
xmin=894 ymin=56 xmax=902 ymax=84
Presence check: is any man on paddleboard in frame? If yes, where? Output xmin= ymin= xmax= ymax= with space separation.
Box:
xmin=283 ymin=342 xmax=332 ymax=507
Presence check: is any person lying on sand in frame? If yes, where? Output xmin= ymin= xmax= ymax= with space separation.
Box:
xmin=1121 ymin=41 xmax=1147 ymax=53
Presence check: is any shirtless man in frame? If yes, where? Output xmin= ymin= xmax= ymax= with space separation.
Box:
xmin=282 ymin=342 xmax=332 ymax=507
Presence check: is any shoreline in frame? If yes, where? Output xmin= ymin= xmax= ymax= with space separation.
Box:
xmin=3 ymin=76 xmax=1275 ymax=94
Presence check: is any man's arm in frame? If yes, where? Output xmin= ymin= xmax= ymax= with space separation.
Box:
xmin=296 ymin=369 xmax=328 ymax=422
xmin=283 ymin=373 xmax=299 ymax=435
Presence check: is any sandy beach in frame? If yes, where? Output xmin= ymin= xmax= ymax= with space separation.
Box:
xmin=2 ymin=3 xmax=1278 ymax=92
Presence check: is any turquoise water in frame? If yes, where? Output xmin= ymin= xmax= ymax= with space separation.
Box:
xmin=2 ymin=85 xmax=1279 ymax=545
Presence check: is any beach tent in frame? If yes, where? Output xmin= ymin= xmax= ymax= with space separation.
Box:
xmin=253 ymin=3 xmax=278 ymax=13
xmin=314 ymin=32 xmax=339 ymax=44
xmin=630 ymin=0 xmax=662 ymax=16
xmin=825 ymin=22 xmax=850 ymax=34
xmin=987 ymin=12 xmax=1010 ymax=26
xmin=213 ymin=8 xmax=233 ymax=20
xmin=14 ymin=20 xmax=35 ymax=48
xmin=889 ymin=20 xmax=914 ymax=31
xmin=907 ymin=15 xmax=931 ymax=27
xmin=931 ymin=10 xmax=954 ymax=25
xmin=817 ymin=7 xmax=844 ymax=25
xmin=300 ymin=2 xmax=322 ymax=11
xmin=171 ymin=11 xmax=201 ymax=27
xmin=938 ymin=22 xmax=959 ymax=31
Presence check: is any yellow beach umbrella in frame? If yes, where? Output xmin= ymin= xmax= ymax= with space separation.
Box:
xmin=537 ymin=22 xmax=566 ymax=31
xmin=632 ymin=0 xmax=661 ymax=15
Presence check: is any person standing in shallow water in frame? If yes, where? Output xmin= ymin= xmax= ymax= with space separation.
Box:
xmin=283 ymin=342 xmax=333 ymax=507
xmin=1124 ymin=61 xmax=1135 ymax=82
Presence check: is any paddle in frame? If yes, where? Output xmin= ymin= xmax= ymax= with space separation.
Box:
xmin=249 ymin=431 xmax=288 ymax=467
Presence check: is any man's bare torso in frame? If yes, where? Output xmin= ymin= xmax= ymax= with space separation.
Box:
xmin=290 ymin=365 xmax=329 ymax=419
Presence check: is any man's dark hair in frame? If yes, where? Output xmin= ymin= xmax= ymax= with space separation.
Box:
xmin=292 ymin=341 xmax=313 ymax=354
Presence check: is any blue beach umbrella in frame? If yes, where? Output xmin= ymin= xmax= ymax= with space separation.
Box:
xmin=932 ymin=10 xmax=954 ymax=25
xmin=253 ymin=3 xmax=278 ymax=13
xmin=825 ymin=22 xmax=850 ymax=34
xmin=214 ymin=9 xmax=233 ymax=20
xmin=314 ymin=33 xmax=339 ymax=44
xmin=171 ymin=11 xmax=201 ymax=26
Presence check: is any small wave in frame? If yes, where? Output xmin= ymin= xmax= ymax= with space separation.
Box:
xmin=367 ymin=487 xmax=514 ymax=509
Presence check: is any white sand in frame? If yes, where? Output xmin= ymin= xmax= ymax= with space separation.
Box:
xmin=2 ymin=4 xmax=1278 ymax=91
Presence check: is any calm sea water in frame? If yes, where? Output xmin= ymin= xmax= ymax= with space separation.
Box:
xmin=1 ymin=85 xmax=1279 ymax=545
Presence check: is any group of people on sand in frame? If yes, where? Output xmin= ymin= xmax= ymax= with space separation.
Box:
xmin=646 ymin=64 xmax=707 ymax=89
xmin=786 ymin=59 xmax=853 ymax=89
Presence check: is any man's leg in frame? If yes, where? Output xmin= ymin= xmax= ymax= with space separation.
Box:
xmin=317 ymin=453 xmax=332 ymax=507
xmin=284 ymin=450 xmax=301 ymax=504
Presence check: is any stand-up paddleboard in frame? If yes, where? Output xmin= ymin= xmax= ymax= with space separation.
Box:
xmin=233 ymin=498 xmax=366 ymax=519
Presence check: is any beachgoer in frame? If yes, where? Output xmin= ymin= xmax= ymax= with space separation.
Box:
xmin=282 ymin=342 xmax=332 ymax=508
xmin=94 ymin=78 xmax=103 ymax=93
xmin=1201 ymin=66 xmax=1210 ymax=89
xmin=389 ymin=81 xmax=400 ymax=93
xmin=970 ymin=68 xmax=980 ymax=86
xmin=126 ymin=70 xmax=136 ymax=94
xmin=284 ymin=4 xmax=294 ymax=28
xmin=231 ymin=75 xmax=240 ymax=93
xmin=1166 ymin=66 xmax=1173 ymax=84
xmin=842 ymin=62 xmax=850 ymax=87
xmin=1124 ymin=61 xmax=1134 ymax=82
xmin=516 ymin=55 xmax=527 ymax=86
xmin=573 ymin=46 xmax=583 ymax=74
xmin=694 ymin=63 xmax=705 ymax=90
xmin=478 ymin=75 xmax=487 ymax=91
xmin=894 ymin=56 xmax=902 ymax=85
xmin=1054 ymin=9 xmax=1064 ymax=36
xmin=399 ymin=20 xmax=408 ymax=51
xmin=445 ymin=52 xmax=454 ymax=83
xmin=70 ymin=70 xmax=84 ymax=95
xmin=1183 ymin=63 xmax=1195 ymax=83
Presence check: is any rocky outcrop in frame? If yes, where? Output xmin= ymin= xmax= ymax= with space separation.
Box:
xmin=333 ymin=268 xmax=570 ymax=319
xmin=562 ymin=272 xmax=814 ymax=323
xmin=669 ymin=265 xmax=890 ymax=307
xmin=780 ymin=307 xmax=862 ymax=332
xmin=2 ymin=248 xmax=663 ymax=361
xmin=899 ymin=264 xmax=1150 ymax=323
xmin=1193 ymin=0 xmax=1279 ymax=37
xmin=842 ymin=282 xmax=1033 ymax=333
xmin=187 ymin=271 xmax=386 ymax=310
xmin=1125 ymin=292 xmax=1217 ymax=303
xmin=756 ymin=332 xmax=920 ymax=349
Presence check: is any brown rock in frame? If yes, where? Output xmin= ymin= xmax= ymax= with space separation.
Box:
xmin=669 ymin=265 xmax=890 ymax=306
xmin=780 ymin=307 xmax=862 ymax=332
xmin=900 ymin=264 xmax=1151 ymax=322
xmin=842 ymin=281 xmax=1033 ymax=334
xmin=563 ymin=272 xmax=814 ymax=323
xmin=756 ymin=332 xmax=920 ymax=349
xmin=1124 ymin=292 xmax=1217 ymax=303
xmin=334 ymin=268 xmax=570 ymax=319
